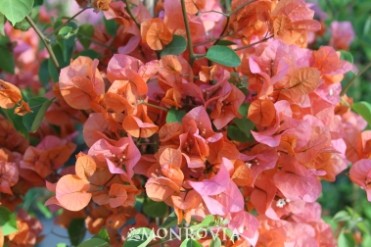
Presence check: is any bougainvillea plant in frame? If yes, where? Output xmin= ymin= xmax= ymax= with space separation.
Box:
xmin=0 ymin=0 xmax=371 ymax=246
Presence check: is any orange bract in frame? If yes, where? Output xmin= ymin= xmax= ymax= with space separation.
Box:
xmin=0 ymin=79 xmax=22 ymax=109
xmin=185 ymin=0 xmax=205 ymax=14
xmin=93 ymin=0 xmax=111 ymax=11
xmin=141 ymin=18 xmax=173 ymax=50
xmin=0 ymin=79 xmax=31 ymax=116
xmin=146 ymin=177 xmax=180 ymax=202
xmin=277 ymin=67 xmax=320 ymax=98
xmin=230 ymin=0 xmax=272 ymax=42
xmin=108 ymin=183 xmax=128 ymax=208
xmin=271 ymin=0 xmax=321 ymax=46
xmin=122 ymin=104 xmax=159 ymax=138
xmin=248 ymin=99 xmax=277 ymax=127
xmin=59 ymin=56 xmax=105 ymax=110
xmin=55 ymin=174 xmax=92 ymax=211
xmin=75 ymin=154 xmax=97 ymax=181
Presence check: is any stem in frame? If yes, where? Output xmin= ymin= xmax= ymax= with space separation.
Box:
xmin=340 ymin=62 xmax=371 ymax=96
xmin=143 ymin=0 xmax=155 ymax=16
xmin=192 ymin=32 xmax=231 ymax=47
xmin=124 ymin=0 xmax=140 ymax=28
xmin=78 ymin=33 xmax=116 ymax=51
xmin=225 ymin=0 xmax=231 ymax=12
xmin=148 ymin=237 xmax=176 ymax=247
xmin=50 ymin=229 xmax=69 ymax=239
xmin=53 ymin=7 xmax=92 ymax=35
xmin=198 ymin=10 xmax=228 ymax=16
xmin=139 ymin=101 xmax=168 ymax=111
xmin=26 ymin=16 xmax=60 ymax=70
xmin=180 ymin=0 xmax=196 ymax=64
xmin=212 ymin=14 xmax=230 ymax=46
xmin=324 ymin=0 xmax=337 ymax=19
xmin=229 ymin=0 xmax=257 ymax=16
xmin=234 ymin=34 xmax=273 ymax=51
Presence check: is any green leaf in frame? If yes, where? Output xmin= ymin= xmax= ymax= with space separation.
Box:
xmin=36 ymin=201 xmax=52 ymax=218
xmin=166 ymin=108 xmax=186 ymax=123
xmin=0 ymin=36 xmax=15 ymax=73
xmin=1 ymin=108 xmax=28 ymax=137
xmin=78 ymin=24 xmax=94 ymax=49
xmin=205 ymin=45 xmax=241 ymax=67
xmin=68 ymin=218 xmax=86 ymax=246
xmin=0 ymin=13 xmax=5 ymax=36
xmin=143 ymin=198 xmax=168 ymax=218
xmin=124 ymin=227 xmax=156 ymax=247
xmin=33 ymin=0 xmax=43 ymax=7
xmin=333 ymin=210 xmax=351 ymax=222
xmin=160 ymin=212 xmax=178 ymax=228
xmin=58 ymin=26 xmax=77 ymax=39
xmin=363 ymin=16 xmax=371 ymax=37
xmin=340 ymin=50 xmax=354 ymax=64
xmin=210 ymin=237 xmax=222 ymax=247
xmin=238 ymin=103 xmax=248 ymax=116
xmin=227 ymin=121 xmax=254 ymax=142
xmin=57 ymin=243 xmax=67 ymax=247
xmin=78 ymin=238 xmax=110 ymax=247
xmin=362 ymin=234 xmax=371 ymax=247
xmin=215 ymin=40 xmax=236 ymax=46
xmin=22 ymin=187 xmax=52 ymax=218
xmin=22 ymin=97 xmax=53 ymax=133
xmin=104 ymin=18 xmax=118 ymax=36
xmin=48 ymin=58 xmax=59 ymax=82
xmin=227 ymin=125 xmax=245 ymax=142
xmin=160 ymin=35 xmax=187 ymax=56
xmin=180 ymin=239 xmax=202 ymax=247
xmin=14 ymin=18 xmax=31 ymax=31
xmin=58 ymin=35 xmax=77 ymax=66
xmin=338 ymin=231 xmax=355 ymax=247
xmin=77 ymin=49 xmax=101 ymax=59
xmin=352 ymin=101 xmax=371 ymax=126
xmin=0 ymin=0 xmax=34 ymax=25
xmin=96 ymin=228 xmax=110 ymax=242
xmin=0 ymin=206 xmax=17 ymax=236
xmin=38 ymin=59 xmax=50 ymax=87
xmin=190 ymin=215 xmax=215 ymax=231
xmin=227 ymin=108 xmax=254 ymax=142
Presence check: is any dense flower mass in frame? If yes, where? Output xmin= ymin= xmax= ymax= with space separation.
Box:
xmin=0 ymin=0 xmax=369 ymax=246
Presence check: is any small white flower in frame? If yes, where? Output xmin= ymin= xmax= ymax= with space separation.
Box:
xmin=276 ymin=198 xmax=287 ymax=208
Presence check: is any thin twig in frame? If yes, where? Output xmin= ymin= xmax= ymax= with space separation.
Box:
xmin=198 ymin=10 xmax=228 ymax=17
xmin=234 ymin=34 xmax=273 ymax=51
xmin=340 ymin=62 xmax=371 ymax=96
xmin=192 ymin=32 xmax=231 ymax=47
xmin=53 ymin=7 xmax=92 ymax=35
xmin=225 ymin=0 xmax=231 ymax=12
xmin=139 ymin=101 xmax=168 ymax=111
xmin=180 ymin=0 xmax=196 ymax=64
xmin=192 ymin=0 xmax=258 ymax=48
xmin=25 ymin=16 xmax=60 ymax=70
xmin=324 ymin=0 xmax=337 ymax=19
xmin=78 ymin=33 xmax=116 ymax=51
xmin=229 ymin=0 xmax=256 ymax=16
xmin=124 ymin=0 xmax=140 ymax=28
xmin=212 ymin=15 xmax=231 ymax=46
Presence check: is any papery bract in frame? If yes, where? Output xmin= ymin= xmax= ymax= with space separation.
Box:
xmin=59 ymin=56 xmax=105 ymax=110
xmin=88 ymin=136 xmax=141 ymax=179
xmin=55 ymin=174 xmax=92 ymax=211
xmin=350 ymin=159 xmax=371 ymax=201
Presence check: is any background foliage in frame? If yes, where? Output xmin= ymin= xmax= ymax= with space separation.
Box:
xmin=309 ymin=0 xmax=371 ymax=246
